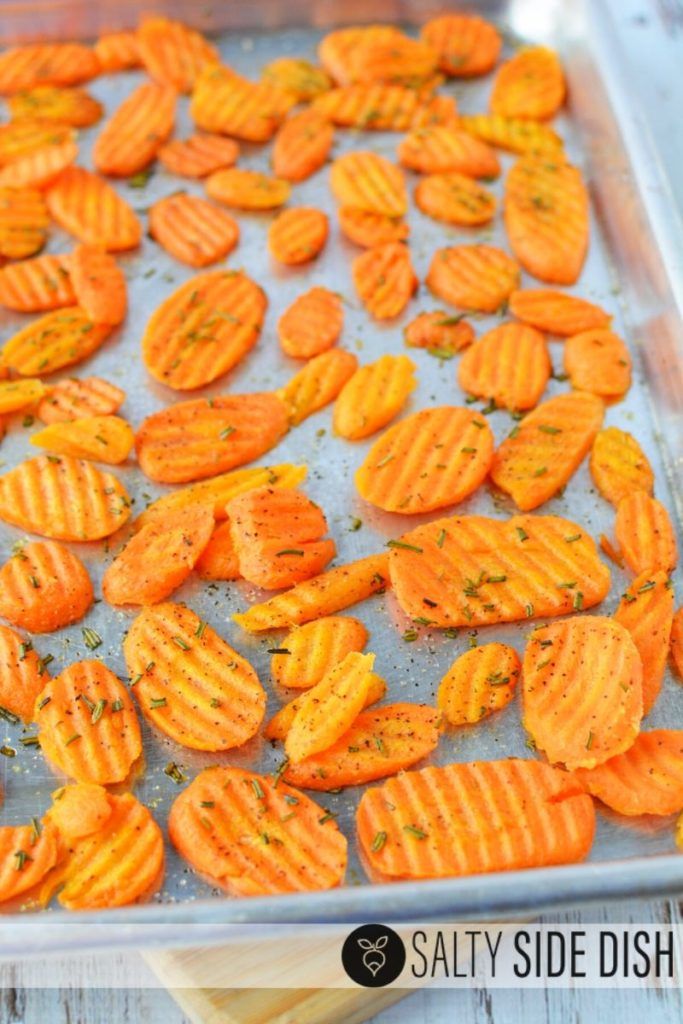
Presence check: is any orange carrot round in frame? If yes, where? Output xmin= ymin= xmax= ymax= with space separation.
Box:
xmin=438 ymin=643 xmax=521 ymax=725
xmin=564 ymin=328 xmax=632 ymax=399
xmin=0 ymin=540 xmax=93 ymax=633
xmin=426 ymin=244 xmax=520 ymax=313
xmin=278 ymin=287 xmax=343 ymax=359
xmin=268 ymin=207 xmax=329 ymax=266
xmin=149 ymin=193 xmax=240 ymax=268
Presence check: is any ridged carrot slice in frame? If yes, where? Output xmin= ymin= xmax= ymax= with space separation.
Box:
xmin=136 ymin=393 xmax=288 ymax=484
xmin=103 ymin=505 xmax=213 ymax=606
xmin=93 ymin=81 xmax=175 ymax=178
xmin=575 ymin=730 xmax=683 ymax=816
xmin=458 ymin=322 xmax=550 ymax=411
xmin=388 ymin=513 xmax=611 ymax=628
xmin=137 ymin=15 xmax=218 ymax=93
xmin=671 ymin=608 xmax=683 ymax=681
xmin=333 ymin=354 xmax=416 ymax=440
xmin=8 ymin=85 xmax=102 ymax=127
xmin=0 ymin=44 xmax=100 ymax=95
xmin=228 ymin=486 xmax=335 ymax=590
xmin=35 ymin=660 xmax=141 ymax=785
xmin=491 ymin=46 xmax=565 ymax=120
xmin=271 ymin=616 xmax=368 ymax=690
xmin=0 ymin=186 xmax=49 ymax=259
xmin=338 ymin=207 xmax=409 ymax=248
xmin=268 ymin=207 xmax=328 ymax=266
xmin=0 ymin=454 xmax=131 ymax=541
xmin=459 ymin=113 xmax=564 ymax=155
xmin=0 ymin=624 xmax=49 ymax=722
xmin=261 ymin=57 xmax=331 ymax=99
xmin=404 ymin=311 xmax=474 ymax=355
xmin=0 ymin=254 xmax=73 ymax=312
xmin=415 ymin=172 xmax=496 ymax=226
xmin=205 ymin=167 xmax=290 ymax=210
xmin=343 ymin=34 xmax=438 ymax=86
xmin=195 ymin=520 xmax=240 ymax=581
xmin=614 ymin=570 xmax=673 ymax=715
xmin=505 ymin=156 xmax=589 ymax=284
xmin=265 ymin=673 xmax=385 ymax=742
xmin=123 ymin=601 xmax=266 ymax=751
xmin=398 ymin=126 xmax=499 ymax=177
xmin=233 ymin=553 xmax=390 ymax=633
xmin=356 ymin=406 xmax=494 ymax=514
xmin=330 ymin=151 xmax=407 ymax=217
xmin=0 ymin=139 xmax=77 ymax=189
xmin=615 ymin=491 xmax=678 ymax=575
xmin=357 ymin=759 xmax=595 ymax=881
xmin=149 ymin=193 xmax=239 ymax=268
xmin=46 ymin=167 xmax=142 ymax=251
xmin=319 ymin=26 xmax=405 ymax=85
xmin=277 ymin=349 xmax=359 ymax=425
xmin=0 ymin=540 xmax=92 ymax=633
xmin=314 ymin=84 xmax=420 ymax=131
xmin=426 ymin=244 xmax=520 ymax=313
xmin=278 ymin=287 xmax=343 ymax=360
xmin=141 ymin=270 xmax=266 ymax=391
xmin=564 ymin=328 xmax=632 ymax=399
xmin=37 ymin=376 xmax=124 ymax=424
xmin=0 ymin=378 xmax=45 ymax=413
xmin=420 ymin=13 xmax=501 ymax=77
xmin=0 ymin=821 xmax=60 ymax=904
xmin=272 ymin=108 xmax=334 ymax=183
xmin=438 ymin=643 xmax=521 ymax=726
xmin=168 ymin=766 xmax=347 ymax=896
xmin=352 ymin=241 xmax=417 ymax=320
xmin=67 ymin=244 xmax=127 ymax=326
xmin=158 ymin=133 xmax=239 ymax=178
xmin=509 ymin=289 xmax=609 ymax=335
xmin=94 ymin=31 xmax=141 ymax=73
xmin=490 ymin=391 xmax=604 ymax=510
xmin=0 ymin=120 xmax=74 ymax=166
xmin=590 ymin=427 xmax=654 ymax=507
xmin=2 ymin=308 xmax=111 ymax=377
xmin=191 ymin=64 xmax=295 ymax=142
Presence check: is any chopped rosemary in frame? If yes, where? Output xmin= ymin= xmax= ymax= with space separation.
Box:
xmin=164 ymin=762 xmax=187 ymax=784
xmin=403 ymin=824 xmax=428 ymax=840
xmin=371 ymin=831 xmax=387 ymax=853
xmin=386 ymin=540 xmax=423 ymax=553
xmin=150 ymin=697 xmax=168 ymax=709
xmin=82 ymin=627 xmax=102 ymax=651
xmin=172 ymin=636 xmax=190 ymax=650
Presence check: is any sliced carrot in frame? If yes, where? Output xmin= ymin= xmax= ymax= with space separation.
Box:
xmin=459 ymin=114 xmax=564 ymax=156
xmin=233 ymin=553 xmax=390 ymax=633
xmin=93 ymin=81 xmax=175 ymax=178
xmin=168 ymin=766 xmax=347 ymax=896
xmin=265 ymin=672 xmax=385 ymax=742
xmin=0 ymin=139 xmax=77 ymax=189
xmin=65 ymin=244 xmax=126 ymax=328
xmin=490 ymin=391 xmax=604 ymax=510
xmin=491 ymin=46 xmax=566 ymax=120
xmin=398 ymin=126 xmax=499 ymax=177
xmin=37 ymin=376 xmax=124 ymax=424
xmin=271 ymin=616 xmax=368 ymax=690
xmin=191 ymin=64 xmax=295 ymax=142
xmin=149 ymin=193 xmax=239 ymax=268
xmin=404 ymin=311 xmax=474 ymax=355
xmin=426 ymin=244 xmax=520 ymax=313
xmin=458 ymin=322 xmax=550 ymax=411
xmin=278 ymin=287 xmax=343 ymax=360
xmin=0 ymin=254 xmax=74 ymax=312
xmin=338 ymin=207 xmax=409 ymax=248
xmin=0 ymin=454 xmax=131 ymax=541
xmin=415 ymin=172 xmax=496 ymax=226
xmin=277 ymin=349 xmax=359 ymax=425
xmin=261 ymin=57 xmax=331 ymax=100
xmin=272 ymin=108 xmax=334 ymax=183
xmin=319 ymin=26 xmax=405 ymax=85
xmin=614 ymin=570 xmax=673 ymax=715
xmin=141 ymin=270 xmax=266 ymax=391
xmin=590 ymin=427 xmax=654 ymax=507
xmin=0 ymin=186 xmax=49 ymax=259
xmin=388 ymin=513 xmax=611 ymax=628
xmin=330 ymin=151 xmax=407 ymax=217
xmin=46 ymin=782 xmax=112 ymax=840
xmin=671 ymin=608 xmax=683 ymax=680
xmin=0 ymin=540 xmax=92 ymax=633
xmin=35 ymin=660 xmax=141 ymax=785
xmin=564 ymin=328 xmax=632 ymax=399
xmin=357 ymin=759 xmax=594 ymax=881
xmin=509 ymin=289 xmax=610 ymax=335
xmin=615 ymin=491 xmax=678 ymax=576
xmin=352 ymin=241 xmax=417 ymax=320
xmin=8 ymin=85 xmax=102 ymax=127
xmin=575 ymin=730 xmax=683 ymax=816
xmin=268 ymin=207 xmax=329 ymax=266
xmin=356 ymin=406 xmax=494 ymax=514
xmin=123 ymin=601 xmax=266 ymax=751
xmin=94 ymin=31 xmax=141 ymax=73
xmin=438 ymin=643 xmax=521 ymax=725
xmin=3 ymin=307 xmax=112 ymax=378
xmin=195 ymin=520 xmax=240 ymax=581
xmin=0 ymin=624 xmax=50 ymax=723
xmin=505 ymin=156 xmax=589 ymax=285
xmin=136 ymin=15 xmax=219 ymax=93
xmin=342 ymin=34 xmax=437 ymax=86
xmin=158 ymin=133 xmax=239 ymax=178
xmin=0 ymin=120 xmax=74 ymax=166
xmin=205 ymin=167 xmax=290 ymax=210
xmin=420 ymin=13 xmax=501 ymax=77
xmin=46 ymin=167 xmax=142 ymax=251
xmin=0 ymin=44 xmax=100 ymax=95
xmin=314 ymin=84 xmax=420 ymax=131
xmin=0 ymin=821 xmax=60 ymax=904
xmin=227 ymin=486 xmax=335 ymax=590
xmin=0 ymin=378 xmax=45 ymax=414
xmin=333 ymin=354 xmax=416 ymax=440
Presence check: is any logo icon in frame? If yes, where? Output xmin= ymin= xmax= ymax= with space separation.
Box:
xmin=341 ymin=924 xmax=406 ymax=987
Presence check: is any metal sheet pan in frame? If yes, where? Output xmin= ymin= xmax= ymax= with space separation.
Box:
xmin=2 ymin=0 xmax=683 ymax=946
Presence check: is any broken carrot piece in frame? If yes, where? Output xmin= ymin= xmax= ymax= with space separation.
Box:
xmin=0 ymin=624 xmax=49 ymax=723
xmin=8 ymin=85 xmax=102 ymax=127
xmin=136 ymin=15 xmax=218 ymax=93
xmin=0 ymin=540 xmax=92 ymax=633
xmin=615 ymin=491 xmax=678 ymax=576
xmin=195 ymin=520 xmax=240 ymax=581
xmin=0 ymin=139 xmax=78 ymax=189
xmin=278 ymin=287 xmax=343 ymax=360
xmin=313 ymin=83 xmax=420 ymax=131
xmin=330 ymin=151 xmax=407 ymax=217
xmin=490 ymin=391 xmax=604 ymax=510
xmin=47 ymin=782 xmax=112 ymax=840
xmin=149 ymin=193 xmax=239 ymax=268
xmin=438 ymin=643 xmax=521 ymax=726
xmin=458 ymin=322 xmax=551 ymax=411
xmin=271 ymin=616 xmax=368 ymax=690
xmin=420 ymin=13 xmax=501 ymax=77
xmin=0 ymin=378 xmax=45 ymax=414
xmin=338 ymin=207 xmax=409 ymax=248
xmin=459 ymin=113 xmax=563 ymax=156
xmin=124 ymin=602 xmax=266 ymax=751
xmin=564 ymin=328 xmax=632 ymax=399
xmin=0 ymin=44 xmax=100 ymax=95
xmin=404 ymin=311 xmax=474 ymax=355
xmin=168 ymin=766 xmax=347 ymax=896
xmin=277 ymin=349 xmax=358 ymax=425
xmin=0 ymin=821 xmax=60 ymax=904
xmin=333 ymin=354 xmax=416 ymax=440
xmin=575 ymin=730 xmax=683 ymax=816
xmin=491 ymin=46 xmax=565 ymax=120
xmin=191 ymin=64 xmax=295 ymax=142
xmin=94 ymin=31 xmax=141 ymax=73
xmin=261 ymin=57 xmax=331 ymax=100
xmin=0 ymin=186 xmax=49 ymax=259
xmin=37 ymin=376 xmax=124 ymax=424
xmin=158 ymin=133 xmax=239 ymax=178
xmin=46 ymin=167 xmax=142 ymax=250
xmin=66 ymin=244 xmax=127 ymax=327
xmin=93 ymin=81 xmax=175 ymax=178
xmin=272 ymin=108 xmax=334 ymax=183
xmin=415 ymin=172 xmax=496 ymax=226
xmin=31 ymin=415 xmax=134 ymax=465
xmin=355 ymin=405 xmax=494 ymax=514
xmin=426 ymin=244 xmax=520 ymax=313
xmin=398 ymin=126 xmax=499 ymax=177
xmin=0 ymin=254 xmax=73 ymax=313
xmin=0 ymin=120 xmax=74 ymax=166
xmin=268 ymin=207 xmax=328 ymax=266
xmin=205 ymin=167 xmax=291 ymax=210
xmin=357 ymin=759 xmax=594 ymax=881
xmin=411 ymin=93 xmax=460 ymax=130
xmin=266 ymin=674 xmax=385 ymax=742
xmin=2 ymin=307 xmax=111 ymax=377
xmin=509 ymin=289 xmax=610 ymax=335
xmin=614 ymin=570 xmax=673 ymax=715
xmin=352 ymin=241 xmax=417 ymax=320
xmin=590 ymin=427 xmax=654 ymax=507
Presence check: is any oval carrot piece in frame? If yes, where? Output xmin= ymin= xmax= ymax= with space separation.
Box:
xmin=272 ymin=108 xmax=334 ymax=183
xmin=47 ymin=782 xmax=113 ymax=840
xmin=271 ymin=616 xmax=368 ymax=690
xmin=398 ymin=126 xmax=499 ymax=177
xmin=94 ymin=31 xmax=141 ymax=73
xmin=141 ymin=270 xmax=266 ymax=391
xmin=234 ymin=553 xmax=390 ymax=633
xmin=277 ymin=349 xmax=358 ymax=425
xmin=575 ymin=730 xmax=683 ymax=816
xmin=2 ymin=307 xmax=111 ymax=377
xmin=31 ymin=415 xmax=134 ymax=465
xmin=136 ymin=393 xmax=288 ymax=484
xmin=149 ymin=193 xmax=239 ymax=268
xmin=0 ymin=253 xmax=73 ymax=312
xmin=355 ymin=406 xmax=494 ymax=514
xmin=427 ymin=244 xmax=520 ymax=313
xmin=103 ymin=506 xmax=214 ymax=606
xmin=491 ymin=46 xmax=565 ymax=119
xmin=420 ymin=13 xmax=501 ymax=77
xmin=262 ymin=57 xmax=331 ymax=100
xmin=268 ymin=207 xmax=328 ymax=266
xmin=342 ymin=33 xmax=438 ymax=86
xmin=338 ymin=207 xmax=409 ymax=248
xmin=590 ymin=427 xmax=654 ymax=507
xmin=490 ymin=391 xmax=604 ymax=510
xmin=137 ymin=15 xmax=218 ymax=93
xmin=319 ymin=26 xmax=404 ymax=85
xmin=333 ymin=354 xmax=416 ymax=440
xmin=46 ymin=167 xmax=142 ymax=251
xmin=0 ymin=540 xmax=93 ymax=633
xmin=404 ymin=310 xmax=474 ymax=355
xmin=0 ymin=186 xmax=49 ymax=259
xmin=191 ymin=65 xmax=295 ymax=142
xmin=0 ymin=624 xmax=49 ymax=722
xmin=8 ymin=85 xmax=102 ymax=127
xmin=415 ymin=172 xmax=496 ymax=226
xmin=0 ymin=454 xmax=131 ymax=541
xmin=37 ymin=376 xmax=125 ymax=424
xmin=314 ymin=83 xmax=420 ymax=131
xmin=615 ymin=491 xmax=678 ymax=576
xmin=35 ymin=660 xmax=142 ymax=785
xmin=564 ymin=328 xmax=632 ymax=399
xmin=330 ymin=151 xmax=407 ymax=217
xmin=357 ymin=759 xmax=594 ymax=881
xmin=438 ymin=643 xmax=521 ymax=726
xmin=0 ymin=120 xmax=74 ymax=166
xmin=509 ymin=289 xmax=610 ymax=336
xmin=278 ymin=287 xmax=343 ymax=360
xmin=67 ymin=244 xmax=127 ymax=326
xmin=388 ymin=513 xmax=611 ymax=628
xmin=266 ymin=674 xmax=385 ymax=741
xmin=0 ymin=44 xmax=100 ymax=95
xmin=459 ymin=113 xmax=563 ymax=156
xmin=0 ymin=821 xmax=60 ymax=904
xmin=93 ymin=81 xmax=175 ymax=178
xmin=0 ymin=378 xmax=45 ymax=414
xmin=205 ymin=167 xmax=291 ymax=210
xmin=352 ymin=241 xmax=417 ymax=320
xmin=168 ymin=766 xmax=347 ymax=896
xmin=458 ymin=322 xmax=551 ymax=411
xmin=123 ymin=602 xmax=266 ymax=751
xmin=195 ymin=520 xmax=240 ymax=581
xmin=614 ymin=570 xmax=674 ymax=715
xmin=158 ymin=133 xmax=239 ymax=178
xmin=0 ymin=139 xmax=78 ymax=189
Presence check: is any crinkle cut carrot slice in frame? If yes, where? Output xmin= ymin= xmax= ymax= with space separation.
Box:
xmin=509 ymin=289 xmax=610 ymax=335
xmin=330 ymin=151 xmax=407 ymax=217
xmin=352 ymin=241 xmax=417 ymax=320
xmin=319 ymin=26 xmax=405 ymax=85
xmin=123 ymin=601 xmax=266 ymax=751
xmin=398 ymin=126 xmax=499 ymax=177
xmin=37 ymin=376 xmax=124 ymax=424
xmin=343 ymin=33 xmax=438 ymax=86
xmin=614 ymin=570 xmax=673 ymax=715
xmin=420 ymin=14 xmax=502 ymax=77
xmin=0 ymin=44 xmax=100 ymax=95
xmin=94 ymin=31 xmax=141 ymax=73
xmin=426 ymin=244 xmax=520 ymax=313
xmin=415 ymin=172 xmax=496 ymax=226
xmin=333 ymin=354 xmax=416 ymax=440
xmin=265 ymin=672 xmax=385 ymax=742
xmin=615 ymin=491 xmax=678 ymax=576
xmin=404 ymin=311 xmax=474 ymax=355
xmin=149 ymin=193 xmax=239 ymax=268
xmin=67 ymin=244 xmax=127 ymax=326
xmin=0 ymin=454 xmax=131 ymax=541
xmin=205 ymin=167 xmax=291 ymax=210
xmin=137 ymin=15 xmax=219 ymax=93
xmin=271 ymin=615 xmax=368 ymax=690
xmin=0 ymin=540 xmax=93 ymax=633
xmin=158 ymin=133 xmax=239 ymax=178
xmin=0 ymin=120 xmax=74 ymax=166
xmin=46 ymin=167 xmax=142 ymax=251
xmin=272 ymin=108 xmax=334 ymax=183
xmin=93 ymin=81 xmax=175 ymax=178
xmin=35 ymin=660 xmax=142 ymax=785
xmin=0 ymin=186 xmax=49 ymax=259
xmin=338 ymin=207 xmax=409 ymax=248
xmin=0 ymin=821 xmax=60 ymax=904
xmin=195 ymin=520 xmax=241 ymax=581
xmin=438 ymin=643 xmax=520 ymax=726
xmin=0 ymin=254 xmax=74 ymax=312
xmin=355 ymin=406 xmax=494 ymax=514
xmin=387 ymin=513 xmax=611 ymax=628
xmin=141 ymin=270 xmax=266 ymax=391
xmin=671 ymin=607 xmax=683 ymax=681
xmin=491 ymin=46 xmax=566 ymax=120
xmin=575 ymin=730 xmax=683 ymax=816
xmin=8 ymin=86 xmax=103 ymax=127
xmin=261 ymin=57 xmax=331 ymax=100
xmin=505 ymin=156 xmax=589 ymax=285
xmin=490 ymin=391 xmax=604 ymax=511
xmin=313 ymin=84 xmax=420 ymax=131
xmin=233 ymin=553 xmax=390 ymax=633
xmin=459 ymin=114 xmax=564 ymax=156
xmin=268 ymin=207 xmax=329 ymax=266
xmin=590 ymin=427 xmax=654 ymax=507
xmin=357 ymin=759 xmax=595 ymax=881
xmin=458 ymin=322 xmax=551 ymax=411
xmin=277 ymin=349 xmax=358 ymax=425
xmin=2 ymin=307 xmax=112 ymax=377
xmin=0 ymin=378 xmax=45 ymax=414
xmin=0 ymin=623 xmax=49 ymax=723
xmin=278 ymin=287 xmax=343 ymax=359
xmin=168 ymin=766 xmax=347 ymax=896
xmin=0 ymin=139 xmax=78 ymax=189
xmin=191 ymin=64 xmax=295 ymax=142
xmin=564 ymin=328 xmax=632 ymax=399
